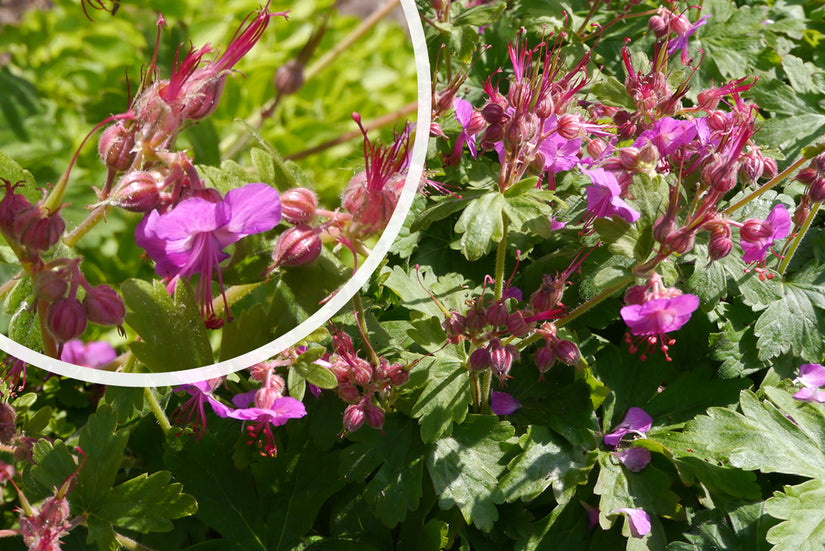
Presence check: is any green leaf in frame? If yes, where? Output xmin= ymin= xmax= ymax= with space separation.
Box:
xmin=765 ymin=479 xmax=825 ymax=551
xmin=684 ymin=389 xmax=825 ymax=479
xmin=500 ymin=425 xmax=596 ymax=504
xmin=594 ymin=454 xmax=683 ymax=528
xmin=30 ymin=439 xmax=78 ymax=495
xmin=100 ymin=386 xmax=145 ymax=425
xmin=503 ymin=176 xmax=540 ymax=198
xmin=410 ymin=350 xmax=472 ymax=443
xmin=76 ymin=405 xmax=130 ymax=508
xmin=123 ymin=279 xmax=213 ymax=372
xmin=339 ymin=415 xmax=426 ymax=527
xmin=0 ymin=149 xmax=39 ymax=203
xmin=503 ymin=191 xmax=555 ymax=240
xmin=454 ymin=191 xmax=506 ymax=261
xmin=753 ymin=273 xmax=825 ymax=361
xmin=383 ymin=265 xmax=473 ymax=320
xmin=593 ymin=217 xmax=644 ymax=261
xmin=426 ymin=415 xmax=517 ymax=532
xmin=709 ymin=318 xmax=770 ymax=378
xmin=590 ymin=75 xmax=636 ymax=110
xmin=410 ymin=191 xmax=482 ymax=233
xmin=93 ymin=471 xmax=197 ymax=532
xmin=219 ymin=303 xmax=272 ymax=362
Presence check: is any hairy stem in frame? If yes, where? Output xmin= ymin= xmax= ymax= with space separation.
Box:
xmin=63 ymin=204 xmax=110 ymax=248
xmin=493 ymin=214 xmax=509 ymax=301
xmin=144 ymin=387 xmax=171 ymax=435
xmin=778 ymin=201 xmax=821 ymax=276
xmin=114 ymin=532 xmax=158 ymax=551
xmin=723 ymin=155 xmax=808 ymax=215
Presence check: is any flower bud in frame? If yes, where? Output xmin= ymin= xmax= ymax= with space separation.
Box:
xmin=465 ymin=307 xmax=487 ymax=333
xmin=618 ymin=147 xmax=640 ymax=170
xmin=739 ymin=153 xmax=764 ymax=183
xmin=111 ymin=171 xmax=161 ymax=212
xmin=486 ymin=301 xmax=509 ymax=327
xmin=254 ymin=387 xmax=281 ymax=410
xmin=83 ymin=285 xmax=125 ymax=327
xmin=349 ymin=358 xmax=373 ymax=387
xmin=379 ymin=359 xmax=408 ymax=386
xmin=706 ymin=110 xmax=729 ymax=132
xmin=20 ymin=211 xmax=65 ymax=252
xmin=665 ymin=228 xmax=695 ymax=254
xmin=530 ymin=274 xmax=565 ymax=312
xmin=40 ymin=495 xmax=70 ymax=528
xmin=816 ymin=152 xmax=825 ymax=174
xmin=488 ymin=339 xmax=517 ymax=378
xmin=506 ymin=311 xmax=530 ymax=338
xmin=364 ymin=401 xmax=385 ymax=429
xmin=442 ymin=311 xmax=466 ymax=341
xmin=557 ymin=114 xmax=583 ymax=139
xmin=708 ymin=225 xmax=733 ymax=261
xmin=468 ymin=347 xmax=490 ymax=371
xmin=0 ymin=185 xmax=34 ymax=240
xmin=280 ymin=187 xmax=318 ymax=224
xmin=480 ymin=122 xmax=503 ymax=150
xmin=796 ymin=167 xmax=818 ymax=185
xmin=652 ymin=213 xmax=677 ymax=245
xmin=624 ymin=285 xmax=647 ymax=306
xmin=763 ymin=157 xmax=778 ymax=180
xmin=343 ymin=403 xmax=366 ymax=433
xmin=740 ymin=219 xmax=773 ymax=242
xmin=794 ymin=201 xmax=810 ymax=227
xmin=181 ymin=73 xmax=226 ymax=121
xmin=271 ymin=225 xmax=322 ymax=267
xmin=554 ymin=339 xmax=580 ymax=366
xmin=702 ymin=156 xmax=737 ymax=194
xmin=47 ymin=298 xmax=88 ymax=342
xmin=0 ymin=403 xmax=16 ymax=444
xmin=98 ymin=121 xmax=136 ymax=173
xmin=809 ymin=177 xmax=825 ymax=203
xmin=587 ymin=138 xmax=607 ymax=159
xmin=337 ymin=380 xmax=361 ymax=403
xmin=534 ymin=344 xmax=555 ymax=373
xmin=274 ymin=59 xmax=305 ymax=96
xmin=648 ymin=14 xmax=668 ymax=37
xmin=33 ymin=270 xmax=68 ymax=302
xmin=534 ymin=93 xmax=555 ymax=119
xmin=481 ymin=102 xmax=505 ymax=124
xmin=507 ymin=80 xmax=532 ymax=108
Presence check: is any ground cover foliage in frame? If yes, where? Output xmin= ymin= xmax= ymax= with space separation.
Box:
xmin=3 ymin=0 xmax=825 ymax=549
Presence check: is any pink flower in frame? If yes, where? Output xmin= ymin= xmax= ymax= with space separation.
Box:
xmin=667 ymin=15 xmax=709 ymax=65
xmin=226 ymin=396 xmax=307 ymax=456
xmin=490 ymin=391 xmax=521 ymax=415
xmin=614 ymin=508 xmax=651 ymax=538
xmin=604 ymin=407 xmax=652 ymax=447
xmin=613 ymin=447 xmax=651 ymax=472
xmin=793 ymin=363 xmax=825 ymax=403
xmin=581 ymin=167 xmax=640 ymax=225
xmin=171 ymin=379 xmax=233 ymax=440
xmin=739 ymin=204 xmax=790 ymax=279
xmin=621 ymin=294 xmax=699 ymax=361
xmin=59 ymin=339 xmax=117 ymax=369
xmin=135 ymin=183 xmax=281 ymax=327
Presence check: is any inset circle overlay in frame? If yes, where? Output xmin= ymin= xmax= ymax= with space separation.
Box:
xmin=0 ymin=0 xmax=431 ymax=387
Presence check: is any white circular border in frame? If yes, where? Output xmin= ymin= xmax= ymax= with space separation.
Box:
xmin=0 ymin=0 xmax=431 ymax=387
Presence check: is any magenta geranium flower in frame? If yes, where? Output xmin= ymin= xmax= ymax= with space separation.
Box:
xmin=668 ymin=15 xmax=709 ymax=65
xmin=135 ymin=182 xmax=281 ymax=326
xmin=793 ymin=363 xmax=825 ymax=403
xmin=620 ymin=293 xmax=699 ymax=361
xmin=739 ymin=204 xmax=790 ymax=279
xmin=171 ymin=379 xmax=233 ymax=440
xmin=60 ymin=339 xmax=117 ymax=369
xmin=614 ymin=508 xmax=651 ymax=538
xmin=448 ymin=97 xmax=481 ymax=163
xmin=581 ymin=167 xmax=640 ymax=225
xmin=226 ymin=396 xmax=306 ymax=456
xmin=614 ymin=447 xmax=651 ymax=472
xmin=604 ymin=407 xmax=653 ymax=447
xmin=490 ymin=391 xmax=521 ymax=416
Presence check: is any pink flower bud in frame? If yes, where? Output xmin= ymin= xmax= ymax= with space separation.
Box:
xmin=796 ymin=167 xmax=818 ymax=185
xmin=740 ymin=219 xmax=773 ymax=242
xmin=20 ymin=211 xmax=65 ymax=252
xmin=706 ymin=110 xmax=729 ymax=131
xmin=274 ymin=59 xmax=305 ymax=95
xmin=33 ymin=270 xmax=69 ymax=302
xmin=98 ymin=121 xmax=136 ymax=173
xmin=0 ymin=183 xmax=34 ymax=240
xmin=40 ymin=495 xmax=70 ymax=528
xmin=468 ymin=347 xmax=491 ymax=371
xmin=481 ymin=102 xmax=505 ymax=124
xmin=465 ymin=307 xmax=487 ymax=333
xmin=486 ymin=301 xmax=509 ymax=327
xmin=624 ymin=285 xmax=647 ymax=306
xmin=181 ymin=74 xmax=227 ymax=121
xmin=534 ymin=93 xmax=555 ymax=119
xmin=809 ymin=177 xmax=825 ymax=203
xmin=442 ymin=311 xmax=467 ymax=341
xmin=364 ymin=401 xmax=385 ymax=429
xmin=665 ymin=228 xmax=695 ymax=254
xmin=652 ymin=213 xmax=677 ymax=245
xmin=534 ymin=344 xmax=555 ymax=373
xmin=587 ymin=138 xmax=608 ymax=159
xmin=280 ymin=187 xmax=318 ymax=225
xmin=794 ymin=202 xmax=811 ymax=227
xmin=0 ymin=403 xmax=16 ymax=444
xmin=507 ymin=80 xmax=531 ymax=109
xmin=557 ymin=114 xmax=583 ymax=140
xmin=506 ymin=311 xmax=530 ymax=337
xmin=111 ymin=171 xmax=161 ymax=212
xmin=816 ymin=152 xmax=825 ymax=174
xmin=254 ymin=386 xmax=281 ymax=410
xmin=488 ymin=339 xmax=517 ymax=378
xmin=349 ymin=358 xmax=373 ymax=386
xmin=530 ymin=274 xmax=565 ymax=312
xmin=47 ymin=298 xmax=88 ymax=342
xmin=554 ymin=339 xmax=580 ymax=366
xmin=739 ymin=153 xmax=764 ymax=183
xmin=83 ymin=285 xmax=125 ymax=327
xmin=618 ymin=147 xmax=640 ymax=170
xmin=271 ymin=225 xmax=322 ymax=267
xmin=343 ymin=403 xmax=366 ymax=433
xmin=708 ymin=225 xmax=733 ymax=261
xmin=337 ymin=380 xmax=361 ymax=403
xmin=648 ymin=14 xmax=668 ymax=37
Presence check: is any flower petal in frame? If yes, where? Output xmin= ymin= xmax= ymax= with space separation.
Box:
xmin=222 ymin=183 xmax=282 ymax=241
xmin=491 ymin=391 xmax=522 ymax=415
